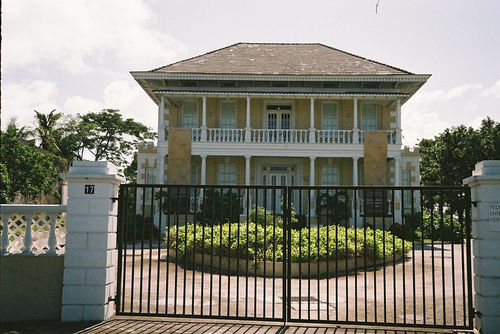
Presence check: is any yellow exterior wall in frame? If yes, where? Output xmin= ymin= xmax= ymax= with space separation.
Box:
xmin=166 ymin=98 xmax=392 ymax=131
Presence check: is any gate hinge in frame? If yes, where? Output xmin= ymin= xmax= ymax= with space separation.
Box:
xmin=474 ymin=307 xmax=481 ymax=317
xmin=108 ymin=295 xmax=116 ymax=303
xmin=111 ymin=197 xmax=119 ymax=202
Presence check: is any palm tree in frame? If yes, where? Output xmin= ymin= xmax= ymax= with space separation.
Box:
xmin=5 ymin=118 xmax=34 ymax=142
xmin=34 ymin=109 xmax=63 ymax=154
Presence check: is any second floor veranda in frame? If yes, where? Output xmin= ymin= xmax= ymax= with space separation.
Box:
xmin=159 ymin=95 xmax=403 ymax=146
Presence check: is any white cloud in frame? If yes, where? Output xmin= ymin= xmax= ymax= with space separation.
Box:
xmin=101 ymin=80 xmax=157 ymax=130
xmin=1 ymin=80 xmax=61 ymax=128
xmin=412 ymin=84 xmax=482 ymax=106
xmin=2 ymin=78 xmax=157 ymax=133
xmin=481 ymin=79 xmax=500 ymax=99
xmin=2 ymin=0 xmax=185 ymax=73
xmin=402 ymin=109 xmax=450 ymax=146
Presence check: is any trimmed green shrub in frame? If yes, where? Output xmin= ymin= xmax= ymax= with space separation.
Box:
xmin=165 ymin=222 xmax=412 ymax=263
xmin=395 ymin=211 xmax=465 ymax=243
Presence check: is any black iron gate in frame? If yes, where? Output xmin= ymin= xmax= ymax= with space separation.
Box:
xmin=116 ymin=185 xmax=473 ymax=330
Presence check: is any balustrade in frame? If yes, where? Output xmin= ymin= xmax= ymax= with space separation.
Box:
xmin=187 ymin=128 xmax=400 ymax=144
xmin=0 ymin=205 xmax=66 ymax=255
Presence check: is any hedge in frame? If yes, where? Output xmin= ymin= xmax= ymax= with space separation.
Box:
xmin=165 ymin=222 xmax=412 ymax=263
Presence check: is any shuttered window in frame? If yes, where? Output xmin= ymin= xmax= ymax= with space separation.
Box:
xmin=220 ymin=101 xmax=236 ymax=128
xmin=322 ymin=102 xmax=338 ymax=130
xmin=218 ymin=164 xmax=236 ymax=185
xmin=321 ymin=165 xmax=339 ymax=185
xmin=182 ymin=102 xmax=198 ymax=128
xmin=361 ymin=103 xmax=377 ymax=130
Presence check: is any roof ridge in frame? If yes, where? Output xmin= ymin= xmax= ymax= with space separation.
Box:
xmin=150 ymin=42 xmax=243 ymax=72
xmin=150 ymin=42 xmax=414 ymax=75
xmin=317 ymin=43 xmax=414 ymax=75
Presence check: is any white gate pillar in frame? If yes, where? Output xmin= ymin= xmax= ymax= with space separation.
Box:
xmin=60 ymin=161 xmax=124 ymax=321
xmin=464 ymin=160 xmax=500 ymax=333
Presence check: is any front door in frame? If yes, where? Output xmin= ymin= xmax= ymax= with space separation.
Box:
xmin=267 ymin=105 xmax=291 ymax=142
xmin=262 ymin=166 xmax=296 ymax=213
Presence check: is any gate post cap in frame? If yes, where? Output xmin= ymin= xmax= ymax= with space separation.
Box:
xmin=60 ymin=161 xmax=124 ymax=183
xmin=472 ymin=161 xmax=500 ymax=176
xmin=464 ymin=160 xmax=500 ymax=185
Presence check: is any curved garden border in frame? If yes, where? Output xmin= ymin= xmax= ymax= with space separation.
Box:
xmin=165 ymin=249 xmax=404 ymax=278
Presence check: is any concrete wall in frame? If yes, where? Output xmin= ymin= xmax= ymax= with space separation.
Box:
xmin=0 ymin=255 xmax=64 ymax=322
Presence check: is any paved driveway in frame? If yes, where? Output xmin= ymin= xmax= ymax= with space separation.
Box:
xmin=118 ymin=243 xmax=471 ymax=329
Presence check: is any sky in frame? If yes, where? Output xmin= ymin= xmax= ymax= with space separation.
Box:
xmin=2 ymin=0 xmax=499 ymax=146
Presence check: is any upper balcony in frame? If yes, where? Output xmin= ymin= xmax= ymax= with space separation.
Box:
xmin=186 ymin=128 xmax=399 ymax=145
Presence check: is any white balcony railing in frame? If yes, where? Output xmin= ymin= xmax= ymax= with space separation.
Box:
xmin=0 ymin=204 xmax=67 ymax=255
xmin=207 ymin=128 xmax=245 ymax=143
xmin=189 ymin=128 xmax=400 ymax=144
xmin=315 ymin=130 xmax=353 ymax=144
xmin=250 ymin=129 xmax=310 ymax=143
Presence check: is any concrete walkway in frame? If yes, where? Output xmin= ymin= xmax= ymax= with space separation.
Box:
xmin=0 ymin=317 xmax=473 ymax=334
xmin=119 ymin=243 xmax=471 ymax=327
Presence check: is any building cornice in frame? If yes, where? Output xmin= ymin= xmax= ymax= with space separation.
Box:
xmin=153 ymin=90 xmax=409 ymax=99
xmin=131 ymin=71 xmax=431 ymax=83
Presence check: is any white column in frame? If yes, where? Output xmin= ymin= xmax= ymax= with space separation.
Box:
xmin=309 ymin=98 xmax=316 ymax=143
xmin=158 ymin=96 xmax=165 ymax=141
xmin=353 ymin=98 xmax=359 ymax=143
xmin=352 ymin=156 xmax=361 ymax=227
xmin=245 ymin=155 xmax=251 ymax=185
xmin=61 ymin=161 xmax=124 ymax=321
xmin=309 ymin=155 xmax=316 ymax=186
xmin=158 ymin=153 xmax=165 ymax=184
xmin=352 ymin=156 xmax=359 ymax=186
xmin=394 ymin=157 xmax=402 ymax=224
xmin=201 ymin=96 xmax=207 ymax=142
xmin=200 ymin=154 xmax=207 ymax=186
xmin=309 ymin=155 xmax=316 ymax=217
xmin=464 ymin=161 xmax=500 ymax=333
xmin=245 ymin=97 xmax=251 ymax=142
xmin=396 ymin=99 xmax=401 ymax=144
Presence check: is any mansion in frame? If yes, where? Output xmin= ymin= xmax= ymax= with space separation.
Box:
xmin=132 ymin=43 xmax=428 ymax=224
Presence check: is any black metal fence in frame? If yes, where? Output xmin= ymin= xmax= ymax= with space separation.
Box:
xmin=116 ymin=184 xmax=473 ymax=330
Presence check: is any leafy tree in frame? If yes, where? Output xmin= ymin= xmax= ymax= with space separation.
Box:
xmin=75 ymin=109 xmax=155 ymax=171
xmin=0 ymin=129 xmax=61 ymax=203
xmin=124 ymin=152 xmax=138 ymax=184
xmin=419 ymin=117 xmax=500 ymax=186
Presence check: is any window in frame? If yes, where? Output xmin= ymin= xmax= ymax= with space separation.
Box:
xmin=401 ymin=170 xmax=412 ymax=209
xmin=322 ymin=102 xmax=338 ymax=130
xmin=220 ymin=101 xmax=236 ymax=128
xmin=320 ymin=165 xmax=339 ymax=185
xmin=218 ymin=164 xmax=236 ymax=185
xmin=361 ymin=103 xmax=377 ymax=130
xmin=182 ymin=102 xmax=198 ymax=128
xmin=191 ymin=163 xmax=198 ymax=185
xmin=145 ymin=167 xmax=156 ymax=200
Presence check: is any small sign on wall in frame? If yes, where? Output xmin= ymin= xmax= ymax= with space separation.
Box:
xmin=84 ymin=185 xmax=95 ymax=194
xmin=489 ymin=203 xmax=500 ymax=232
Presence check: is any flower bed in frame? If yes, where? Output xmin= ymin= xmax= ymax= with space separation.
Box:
xmin=164 ymin=222 xmax=411 ymax=277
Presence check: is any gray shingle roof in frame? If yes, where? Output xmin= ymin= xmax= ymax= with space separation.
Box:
xmin=152 ymin=43 xmax=412 ymax=76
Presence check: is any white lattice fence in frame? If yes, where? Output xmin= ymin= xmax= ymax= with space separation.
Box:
xmin=0 ymin=205 xmax=67 ymax=255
